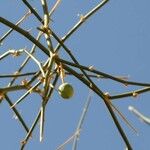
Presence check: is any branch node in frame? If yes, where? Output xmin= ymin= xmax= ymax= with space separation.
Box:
xmin=132 ymin=92 xmax=138 ymax=98
xmin=79 ymin=14 xmax=86 ymax=22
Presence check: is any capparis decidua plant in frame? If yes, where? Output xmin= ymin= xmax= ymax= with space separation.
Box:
xmin=0 ymin=0 xmax=150 ymax=150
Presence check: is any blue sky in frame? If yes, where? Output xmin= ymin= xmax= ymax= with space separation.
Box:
xmin=0 ymin=0 xmax=150 ymax=150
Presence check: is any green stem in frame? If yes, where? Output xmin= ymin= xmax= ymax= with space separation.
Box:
xmin=0 ymin=16 xmax=49 ymax=56
xmin=0 ymin=10 xmax=31 ymax=44
xmin=20 ymin=74 xmax=59 ymax=149
xmin=110 ymin=87 xmax=150 ymax=100
xmin=0 ymin=72 xmax=36 ymax=78
xmin=57 ymin=57 xmax=150 ymax=87
xmin=55 ymin=0 xmax=109 ymax=53
xmin=8 ymin=32 xmax=43 ymax=86
xmin=5 ymin=94 xmax=29 ymax=132
xmin=22 ymin=0 xmax=43 ymax=23
xmin=11 ymin=81 xmax=42 ymax=108
xmin=0 ymin=85 xmax=26 ymax=93
xmin=21 ymin=110 xmax=41 ymax=150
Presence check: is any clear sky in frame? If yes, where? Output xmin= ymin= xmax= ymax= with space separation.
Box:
xmin=0 ymin=0 xmax=150 ymax=150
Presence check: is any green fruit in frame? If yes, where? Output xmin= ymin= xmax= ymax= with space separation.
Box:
xmin=58 ymin=83 xmax=74 ymax=99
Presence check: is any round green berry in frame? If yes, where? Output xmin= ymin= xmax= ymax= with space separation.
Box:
xmin=58 ymin=83 xmax=74 ymax=99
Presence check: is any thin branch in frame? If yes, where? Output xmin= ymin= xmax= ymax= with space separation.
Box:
xmin=0 ymin=85 xmax=27 ymax=93
xmin=39 ymin=103 xmax=45 ymax=142
xmin=0 ymin=16 xmax=49 ymax=56
xmin=41 ymin=0 xmax=54 ymax=55
xmin=128 ymin=106 xmax=150 ymax=125
xmin=56 ymin=132 xmax=79 ymax=150
xmin=110 ymin=103 xmax=138 ymax=134
xmin=110 ymin=87 xmax=150 ymax=100
xmin=25 ymin=59 xmax=50 ymax=86
xmin=56 ymin=131 xmax=80 ymax=150
xmin=38 ymin=56 xmax=55 ymax=142
xmin=8 ymin=32 xmax=43 ymax=86
xmin=11 ymin=81 xmax=41 ymax=108
xmin=23 ymin=49 xmax=45 ymax=78
xmin=56 ymin=57 xmax=150 ymax=87
xmin=22 ymin=0 xmax=43 ymax=23
xmin=20 ymin=74 xmax=59 ymax=149
xmin=21 ymin=110 xmax=41 ymax=150
xmin=39 ymin=72 xmax=59 ymax=142
xmin=46 ymin=73 xmax=59 ymax=102
xmin=0 ymin=10 xmax=31 ymax=44
xmin=49 ymin=0 xmax=61 ymax=17
xmin=0 ymin=72 xmax=36 ymax=78
xmin=66 ymin=72 xmax=129 ymax=80
xmin=54 ymin=0 xmax=109 ymax=53
xmin=61 ymin=64 xmax=132 ymax=150
xmin=0 ymin=49 xmax=24 ymax=61
xmin=72 ymin=90 xmax=93 ymax=150
xmin=43 ymin=56 xmax=57 ymax=102
xmin=41 ymin=0 xmax=49 ymax=27
xmin=4 ymin=94 xmax=29 ymax=132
